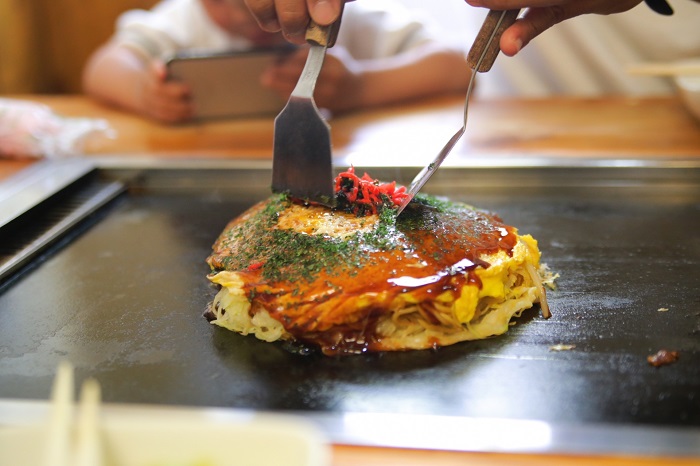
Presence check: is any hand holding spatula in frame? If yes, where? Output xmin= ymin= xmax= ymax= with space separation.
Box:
xmin=271 ymin=6 xmax=345 ymax=207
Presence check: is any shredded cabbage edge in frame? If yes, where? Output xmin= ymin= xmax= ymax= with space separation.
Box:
xmin=207 ymin=239 xmax=553 ymax=352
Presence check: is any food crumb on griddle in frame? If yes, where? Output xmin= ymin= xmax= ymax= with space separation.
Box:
xmin=657 ymin=307 xmax=669 ymax=312
xmin=647 ymin=349 xmax=679 ymax=367
xmin=549 ymin=344 xmax=575 ymax=352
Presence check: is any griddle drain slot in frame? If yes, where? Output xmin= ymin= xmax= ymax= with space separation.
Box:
xmin=0 ymin=178 xmax=125 ymax=285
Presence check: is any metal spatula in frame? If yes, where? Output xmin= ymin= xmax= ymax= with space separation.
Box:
xmin=272 ymin=12 xmax=344 ymax=207
xmin=396 ymin=9 xmax=520 ymax=215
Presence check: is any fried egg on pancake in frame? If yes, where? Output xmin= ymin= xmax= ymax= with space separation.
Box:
xmin=205 ymin=190 xmax=552 ymax=356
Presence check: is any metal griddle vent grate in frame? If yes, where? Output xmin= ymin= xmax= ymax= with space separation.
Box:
xmin=0 ymin=178 xmax=125 ymax=285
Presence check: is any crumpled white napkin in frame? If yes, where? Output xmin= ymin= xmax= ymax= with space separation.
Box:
xmin=0 ymin=98 xmax=115 ymax=159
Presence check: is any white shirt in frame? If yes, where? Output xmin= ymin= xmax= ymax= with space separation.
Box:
xmin=471 ymin=0 xmax=700 ymax=97
xmin=114 ymin=0 xmax=436 ymax=61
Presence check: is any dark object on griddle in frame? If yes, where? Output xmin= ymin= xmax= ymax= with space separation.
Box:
xmin=647 ymin=349 xmax=680 ymax=367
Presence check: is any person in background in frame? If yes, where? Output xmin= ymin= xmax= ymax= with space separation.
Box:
xmin=244 ymin=0 xmax=699 ymax=100
xmin=465 ymin=0 xmax=700 ymax=98
xmin=464 ymin=0 xmax=700 ymax=58
xmin=244 ymin=0 xmax=695 ymax=54
xmin=82 ymin=0 xmax=470 ymax=124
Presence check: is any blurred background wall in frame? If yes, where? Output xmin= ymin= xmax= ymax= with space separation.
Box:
xmin=0 ymin=0 xmax=158 ymax=94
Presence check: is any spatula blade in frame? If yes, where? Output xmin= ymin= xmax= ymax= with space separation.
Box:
xmin=271 ymin=15 xmax=344 ymax=207
xmin=272 ymin=96 xmax=334 ymax=204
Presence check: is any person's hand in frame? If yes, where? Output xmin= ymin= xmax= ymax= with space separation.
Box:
xmin=139 ymin=61 xmax=194 ymax=123
xmin=465 ymin=0 xmax=644 ymax=55
xmin=244 ymin=0 xmax=351 ymax=44
xmin=261 ymin=46 xmax=362 ymax=112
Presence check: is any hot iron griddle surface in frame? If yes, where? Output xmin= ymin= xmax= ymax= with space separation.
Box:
xmin=0 ymin=164 xmax=698 ymax=437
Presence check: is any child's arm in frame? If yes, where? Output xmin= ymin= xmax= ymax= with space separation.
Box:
xmin=82 ymin=42 xmax=194 ymax=124
xmin=261 ymin=43 xmax=470 ymax=113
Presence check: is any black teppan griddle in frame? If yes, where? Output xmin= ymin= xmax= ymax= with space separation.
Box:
xmin=0 ymin=159 xmax=698 ymax=456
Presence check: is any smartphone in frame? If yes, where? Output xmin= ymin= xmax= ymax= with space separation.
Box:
xmin=165 ymin=45 xmax=296 ymax=120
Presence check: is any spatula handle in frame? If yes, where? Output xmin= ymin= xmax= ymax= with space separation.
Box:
xmin=467 ymin=9 xmax=520 ymax=72
xmin=305 ymin=3 xmax=345 ymax=47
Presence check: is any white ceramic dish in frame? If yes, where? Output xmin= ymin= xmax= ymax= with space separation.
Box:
xmin=0 ymin=400 xmax=331 ymax=466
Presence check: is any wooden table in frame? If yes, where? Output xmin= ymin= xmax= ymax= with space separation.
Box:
xmin=1 ymin=95 xmax=699 ymax=466
xmin=2 ymin=94 xmax=699 ymax=179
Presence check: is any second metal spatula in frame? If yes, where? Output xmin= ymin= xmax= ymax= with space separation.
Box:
xmin=272 ymin=12 xmax=344 ymax=206
xmin=396 ymin=9 xmax=520 ymax=215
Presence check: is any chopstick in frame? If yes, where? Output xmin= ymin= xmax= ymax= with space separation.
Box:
xmin=75 ymin=378 xmax=103 ymax=466
xmin=627 ymin=61 xmax=700 ymax=77
xmin=44 ymin=361 xmax=74 ymax=466
xmin=43 ymin=362 xmax=104 ymax=466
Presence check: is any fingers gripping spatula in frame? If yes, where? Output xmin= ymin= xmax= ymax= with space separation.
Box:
xmin=272 ymin=10 xmax=344 ymax=207
xmin=396 ymin=9 xmax=520 ymax=215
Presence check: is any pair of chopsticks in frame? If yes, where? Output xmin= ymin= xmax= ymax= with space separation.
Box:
xmin=44 ymin=361 xmax=103 ymax=466
xmin=627 ymin=61 xmax=700 ymax=77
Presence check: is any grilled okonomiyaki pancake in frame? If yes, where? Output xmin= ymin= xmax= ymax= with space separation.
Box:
xmin=205 ymin=168 xmax=551 ymax=355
